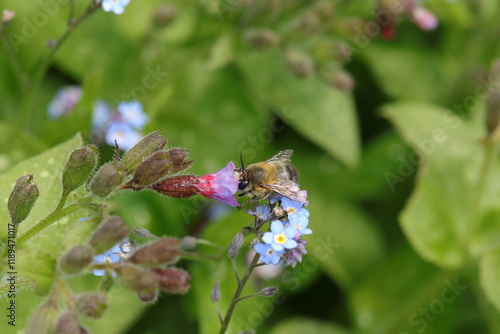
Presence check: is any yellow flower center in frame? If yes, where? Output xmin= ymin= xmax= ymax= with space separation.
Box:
xmin=274 ymin=233 xmax=287 ymax=245
xmin=288 ymin=208 xmax=296 ymax=214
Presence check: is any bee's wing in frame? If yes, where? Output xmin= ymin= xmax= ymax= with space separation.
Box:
xmin=261 ymin=180 xmax=308 ymax=205
xmin=264 ymin=149 xmax=294 ymax=163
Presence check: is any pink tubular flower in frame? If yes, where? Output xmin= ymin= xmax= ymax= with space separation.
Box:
xmin=193 ymin=162 xmax=239 ymax=207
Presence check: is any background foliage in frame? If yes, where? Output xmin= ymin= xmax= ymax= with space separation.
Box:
xmin=1 ymin=0 xmax=500 ymax=333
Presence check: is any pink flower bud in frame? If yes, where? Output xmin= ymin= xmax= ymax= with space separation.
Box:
xmin=153 ymin=267 xmax=191 ymax=294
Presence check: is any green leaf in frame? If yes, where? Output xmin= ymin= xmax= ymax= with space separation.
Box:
xmin=0 ymin=133 xmax=83 ymax=294
xmin=362 ymin=43 xmax=457 ymax=103
xmin=269 ymin=317 xmax=351 ymax=334
xmin=382 ymin=101 xmax=485 ymax=268
xmin=480 ymin=247 xmax=500 ymax=314
xmin=349 ymin=246 xmax=461 ymax=334
xmin=16 ymin=251 xmax=56 ymax=295
xmin=238 ymin=50 xmax=360 ymax=168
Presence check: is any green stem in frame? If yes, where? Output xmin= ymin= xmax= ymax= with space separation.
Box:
xmin=18 ymin=2 xmax=100 ymax=129
xmin=181 ymin=251 xmax=222 ymax=261
xmin=219 ymin=252 xmax=260 ymax=334
xmin=16 ymin=203 xmax=82 ymax=247
xmin=467 ymin=139 xmax=495 ymax=255
xmin=0 ymin=27 xmax=29 ymax=93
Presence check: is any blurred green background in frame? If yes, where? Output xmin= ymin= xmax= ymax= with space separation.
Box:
xmin=1 ymin=0 xmax=500 ymax=333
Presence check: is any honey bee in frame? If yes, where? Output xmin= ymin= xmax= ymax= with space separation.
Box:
xmin=235 ymin=149 xmax=308 ymax=205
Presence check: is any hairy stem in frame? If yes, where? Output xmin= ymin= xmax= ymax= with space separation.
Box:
xmin=219 ymin=252 xmax=260 ymax=334
xmin=16 ymin=203 xmax=82 ymax=247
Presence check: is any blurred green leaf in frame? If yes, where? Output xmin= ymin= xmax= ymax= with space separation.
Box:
xmin=382 ymin=101 xmax=487 ymax=268
xmin=269 ymin=317 xmax=351 ymax=334
xmin=151 ymin=61 xmax=268 ymax=175
xmin=362 ymin=43 xmax=456 ymax=103
xmin=480 ymin=247 xmax=500 ymax=314
xmin=349 ymin=246 xmax=460 ymax=334
xmin=0 ymin=121 xmax=48 ymax=173
xmin=239 ymin=50 xmax=360 ymax=168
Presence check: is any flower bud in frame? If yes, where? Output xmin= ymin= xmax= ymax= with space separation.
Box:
xmin=272 ymin=206 xmax=284 ymax=218
xmin=486 ymin=60 xmax=500 ymax=137
xmin=54 ymin=311 xmax=88 ymax=334
xmin=122 ymin=131 xmax=167 ymax=174
xmin=210 ymin=283 xmax=221 ymax=303
xmin=2 ymin=9 xmax=15 ymax=25
xmin=151 ymin=175 xmax=201 ymax=198
xmin=137 ymin=289 xmax=158 ymax=303
xmin=320 ymin=68 xmax=355 ymax=92
xmin=62 ymin=146 xmax=97 ymax=194
xmin=166 ymin=148 xmax=194 ymax=173
xmin=132 ymin=151 xmax=171 ymax=186
xmin=285 ymin=49 xmax=315 ymax=78
xmin=127 ymin=237 xmax=181 ymax=267
xmin=59 ymin=245 xmax=94 ymax=274
xmin=153 ymin=4 xmax=177 ymax=27
xmin=179 ymin=236 xmax=197 ymax=249
xmin=26 ymin=298 xmax=58 ymax=334
xmin=152 ymin=267 xmax=191 ymax=294
xmin=486 ymin=90 xmax=500 ymax=136
xmin=115 ymin=263 xmax=159 ymax=295
xmin=89 ymin=216 xmax=129 ymax=255
xmin=260 ymin=286 xmax=279 ymax=297
xmin=8 ymin=174 xmax=39 ymax=225
xmin=89 ymin=161 xmax=126 ymax=197
xmin=244 ymin=29 xmax=280 ymax=49
xmin=75 ymin=292 xmax=108 ymax=319
xmin=132 ymin=227 xmax=154 ymax=239
xmin=228 ymin=232 xmax=244 ymax=260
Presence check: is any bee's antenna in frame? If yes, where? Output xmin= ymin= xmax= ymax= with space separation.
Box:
xmin=240 ymin=151 xmax=245 ymax=170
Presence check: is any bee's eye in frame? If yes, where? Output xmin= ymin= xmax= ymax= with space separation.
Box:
xmin=238 ymin=179 xmax=249 ymax=190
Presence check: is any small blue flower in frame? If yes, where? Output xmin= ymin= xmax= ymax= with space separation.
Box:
xmin=102 ymin=0 xmax=131 ymax=15
xmin=105 ymin=121 xmax=142 ymax=151
xmin=254 ymin=243 xmax=283 ymax=265
xmin=269 ymin=194 xmax=283 ymax=205
xmin=281 ymin=197 xmax=310 ymax=232
xmin=92 ymin=100 xmax=112 ymax=130
xmin=117 ymin=100 xmax=148 ymax=129
xmin=247 ymin=204 xmax=270 ymax=220
xmin=93 ymin=240 xmax=131 ymax=276
xmin=93 ymin=245 xmax=120 ymax=277
xmin=47 ymin=86 xmax=82 ymax=119
xmin=262 ymin=221 xmax=298 ymax=252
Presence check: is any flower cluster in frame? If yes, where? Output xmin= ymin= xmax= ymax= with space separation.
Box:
xmin=253 ymin=196 xmax=311 ymax=267
xmin=47 ymin=85 xmax=149 ymax=151
xmin=92 ymin=100 xmax=149 ymax=151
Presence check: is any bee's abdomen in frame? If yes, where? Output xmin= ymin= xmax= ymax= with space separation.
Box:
xmin=276 ymin=163 xmax=298 ymax=184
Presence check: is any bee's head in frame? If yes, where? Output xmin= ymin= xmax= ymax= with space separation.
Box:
xmin=237 ymin=151 xmax=249 ymax=191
